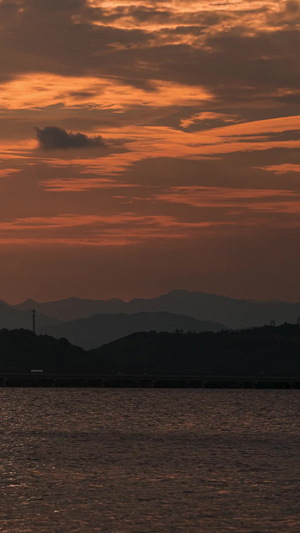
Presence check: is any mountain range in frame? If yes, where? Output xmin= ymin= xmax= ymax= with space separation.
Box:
xmin=0 ymin=300 xmax=59 ymax=330
xmin=1 ymin=289 xmax=300 ymax=349
xmin=39 ymin=312 xmax=224 ymax=350
xmin=14 ymin=290 xmax=300 ymax=329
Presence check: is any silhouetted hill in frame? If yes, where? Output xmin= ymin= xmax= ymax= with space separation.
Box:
xmin=0 ymin=329 xmax=84 ymax=373
xmin=0 ymin=301 xmax=60 ymax=330
xmin=1 ymin=324 xmax=300 ymax=378
xmin=40 ymin=312 xmax=224 ymax=349
xmin=16 ymin=297 xmax=126 ymax=322
xmin=89 ymin=324 xmax=300 ymax=376
xmin=15 ymin=290 xmax=300 ymax=328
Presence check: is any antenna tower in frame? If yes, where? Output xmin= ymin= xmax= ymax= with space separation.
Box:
xmin=32 ymin=309 xmax=36 ymax=334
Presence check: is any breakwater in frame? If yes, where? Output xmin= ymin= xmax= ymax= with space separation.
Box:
xmin=1 ymin=373 xmax=300 ymax=388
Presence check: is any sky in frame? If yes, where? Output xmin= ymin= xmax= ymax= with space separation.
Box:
xmin=1 ymin=0 xmax=300 ymax=303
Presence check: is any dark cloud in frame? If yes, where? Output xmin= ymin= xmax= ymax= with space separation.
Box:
xmin=268 ymin=0 xmax=300 ymax=26
xmin=68 ymin=91 xmax=98 ymax=99
xmin=0 ymin=0 xmax=299 ymax=104
xmin=0 ymin=0 xmax=151 ymax=84
xmin=35 ymin=126 xmax=106 ymax=150
xmin=85 ymin=4 xmax=226 ymax=28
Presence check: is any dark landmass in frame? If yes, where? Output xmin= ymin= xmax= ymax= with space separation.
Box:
xmin=0 ymin=328 xmax=84 ymax=374
xmin=1 ymin=324 xmax=300 ymax=383
xmin=40 ymin=311 xmax=224 ymax=349
xmin=90 ymin=324 xmax=300 ymax=377
xmin=14 ymin=290 xmax=300 ymax=329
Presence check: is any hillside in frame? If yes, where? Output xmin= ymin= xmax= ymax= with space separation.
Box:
xmin=90 ymin=324 xmax=300 ymax=376
xmin=1 ymin=324 xmax=300 ymax=378
xmin=0 ymin=329 xmax=84 ymax=373
xmin=40 ymin=311 xmax=224 ymax=349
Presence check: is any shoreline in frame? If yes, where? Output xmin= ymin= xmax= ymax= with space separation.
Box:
xmin=1 ymin=374 xmax=300 ymax=389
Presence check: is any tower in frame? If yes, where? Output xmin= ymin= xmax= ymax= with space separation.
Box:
xmin=32 ymin=309 xmax=36 ymax=334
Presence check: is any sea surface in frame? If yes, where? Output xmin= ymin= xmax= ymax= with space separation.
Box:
xmin=1 ymin=389 xmax=300 ymax=532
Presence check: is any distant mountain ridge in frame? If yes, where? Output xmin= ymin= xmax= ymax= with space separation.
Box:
xmin=14 ymin=290 xmax=300 ymax=329
xmin=40 ymin=311 xmax=224 ymax=350
xmin=0 ymin=300 xmax=60 ymax=330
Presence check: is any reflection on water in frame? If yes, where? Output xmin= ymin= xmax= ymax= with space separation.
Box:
xmin=1 ymin=389 xmax=300 ymax=532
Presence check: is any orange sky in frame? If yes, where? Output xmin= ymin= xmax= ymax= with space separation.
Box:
xmin=1 ymin=0 xmax=300 ymax=302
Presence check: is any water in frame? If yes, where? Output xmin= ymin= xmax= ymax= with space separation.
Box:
xmin=1 ymin=389 xmax=300 ymax=532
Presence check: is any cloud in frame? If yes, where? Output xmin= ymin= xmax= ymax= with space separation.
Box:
xmin=0 ymin=0 xmax=299 ymax=109
xmin=0 ymin=213 xmax=209 ymax=246
xmin=0 ymin=168 xmax=22 ymax=178
xmin=180 ymin=112 xmax=238 ymax=129
xmin=35 ymin=126 xmax=106 ymax=150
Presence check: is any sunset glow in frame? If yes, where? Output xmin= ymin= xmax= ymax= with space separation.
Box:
xmin=1 ymin=0 xmax=300 ymax=302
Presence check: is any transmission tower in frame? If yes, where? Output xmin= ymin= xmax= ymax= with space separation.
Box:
xmin=32 ymin=309 xmax=36 ymax=334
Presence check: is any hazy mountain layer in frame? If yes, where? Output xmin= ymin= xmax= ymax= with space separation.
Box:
xmin=40 ymin=311 xmax=224 ymax=350
xmin=0 ymin=301 xmax=60 ymax=330
xmin=15 ymin=290 xmax=300 ymax=329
